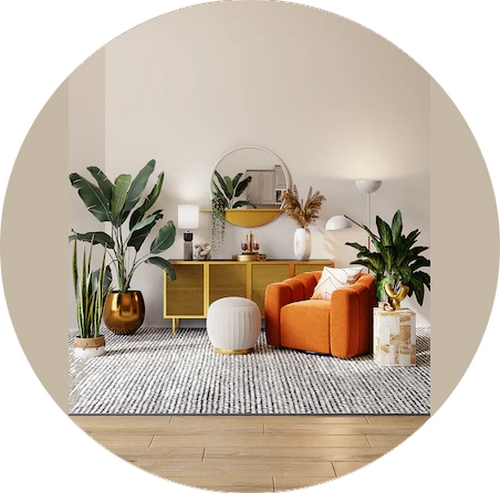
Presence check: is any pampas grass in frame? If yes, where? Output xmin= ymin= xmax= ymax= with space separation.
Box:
xmin=279 ymin=185 xmax=326 ymax=228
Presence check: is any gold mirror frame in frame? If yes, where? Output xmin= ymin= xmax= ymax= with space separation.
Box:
xmin=207 ymin=146 xmax=292 ymax=227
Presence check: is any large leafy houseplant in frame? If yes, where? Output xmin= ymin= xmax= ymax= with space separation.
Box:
xmin=345 ymin=210 xmax=430 ymax=310
xmin=69 ymin=159 xmax=176 ymax=293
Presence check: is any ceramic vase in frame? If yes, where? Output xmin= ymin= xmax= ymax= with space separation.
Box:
xmin=294 ymin=227 xmax=311 ymax=261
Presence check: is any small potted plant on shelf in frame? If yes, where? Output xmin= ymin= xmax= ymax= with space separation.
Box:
xmin=279 ymin=185 xmax=326 ymax=260
xmin=210 ymin=171 xmax=256 ymax=257
xmin=345 ymin=209 xmax=431 ymax=310
xmin=212 ymin=170 xmax=257 ymax=210
xmin=72 ymin=240 xmax=112 ymax=357
xmin=69 ymin=159 xmax=176 ymax=335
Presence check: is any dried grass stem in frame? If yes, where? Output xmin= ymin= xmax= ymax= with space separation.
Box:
xmin=279 ymin=185 xmax=325 ymax=228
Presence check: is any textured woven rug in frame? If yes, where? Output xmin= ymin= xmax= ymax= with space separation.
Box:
xmin=68 ymin=326 xmax=430 ymax=415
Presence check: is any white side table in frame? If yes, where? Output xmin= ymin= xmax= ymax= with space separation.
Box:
xmin=373 ymin=308 xmax=416 ymax=366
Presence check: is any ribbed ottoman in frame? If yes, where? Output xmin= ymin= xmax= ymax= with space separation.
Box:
xmin=206 ymin=297 xmax=261 ymax=354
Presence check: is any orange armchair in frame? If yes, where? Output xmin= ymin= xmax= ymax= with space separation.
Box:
xmin=264 ymin=271 xmax=376 ymax=358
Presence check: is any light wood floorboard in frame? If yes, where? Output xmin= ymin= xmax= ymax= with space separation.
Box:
xmin=70 ymin=414 xmax=429 ymax=492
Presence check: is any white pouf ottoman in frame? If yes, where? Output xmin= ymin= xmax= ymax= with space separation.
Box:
xmin=207 ymin=297 xmax=261 ymax=354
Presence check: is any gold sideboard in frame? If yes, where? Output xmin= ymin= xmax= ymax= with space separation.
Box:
xmin=163 ymin=259 xmax=333 ymax=330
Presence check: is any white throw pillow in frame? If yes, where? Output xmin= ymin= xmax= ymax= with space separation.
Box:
xmin=311 ymin=266 xmax=363 ymax=301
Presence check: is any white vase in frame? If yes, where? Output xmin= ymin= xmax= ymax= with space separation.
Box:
xmin=294 ymin=227 xmax=312 ymax=261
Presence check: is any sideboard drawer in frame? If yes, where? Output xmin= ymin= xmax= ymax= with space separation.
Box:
xmin=164 ymin=263 xmax=204 ymax=317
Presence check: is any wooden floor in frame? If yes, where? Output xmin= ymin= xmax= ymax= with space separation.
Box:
xmin=71 ymin=414 xmax=429 ymax=492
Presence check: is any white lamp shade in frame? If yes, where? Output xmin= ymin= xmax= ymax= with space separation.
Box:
xmin=178 ymin=204 xmax=199 ymax=230
xmin=356 ymin=179 xmax=382 ymax=194
xmin=325 ymin=215 xmax=352 ymax=231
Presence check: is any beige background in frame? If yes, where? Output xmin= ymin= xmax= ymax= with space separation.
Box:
xmin=1 ymin=1 xmax=499 ymax=492
xmin=2 ymin=0 xmax=495 ymax=414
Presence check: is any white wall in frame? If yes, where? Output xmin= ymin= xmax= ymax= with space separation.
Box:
xmin=68 ymin=49 xmax=106 ymax=324
xmin=68 ymin=2 xmax=430 ymax=326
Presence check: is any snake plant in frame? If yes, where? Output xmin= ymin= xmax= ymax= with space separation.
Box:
xmin=345 ymin=210 xmax=431 ymax=310
xmin=69 ymin=159 xmax=176 ymax=292
xmin=72 ymin=241 xmax=112 ymax=338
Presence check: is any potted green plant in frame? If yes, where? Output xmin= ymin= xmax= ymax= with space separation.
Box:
xmin=345 ymin=210 xmax=431 ymax=310
xmin=212 ymin=170 xmax=257 ymax=210
xmin=72 ymin=240 xmax=112 ymax=357
xmin=210 ymin=171 xmax=256 ymax=257
xmin=69 ymin=159 xmax=176 ymax=334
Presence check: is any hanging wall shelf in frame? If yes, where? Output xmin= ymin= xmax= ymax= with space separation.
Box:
xmin=201 ymin=208 xmax=283 ymax=228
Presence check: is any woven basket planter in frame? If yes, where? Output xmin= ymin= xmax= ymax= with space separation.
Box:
xmin=73 ymin=335 xmax=105 ymax=358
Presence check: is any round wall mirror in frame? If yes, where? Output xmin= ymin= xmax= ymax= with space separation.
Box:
xmin=208 ymin=146 xmax=292 ymax=227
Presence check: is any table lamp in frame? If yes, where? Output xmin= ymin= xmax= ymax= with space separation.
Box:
xmin=178 ymin=204 xmax=199 ymax=260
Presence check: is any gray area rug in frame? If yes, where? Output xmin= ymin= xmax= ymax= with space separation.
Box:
xmin=68 ymin=326 xmax=430 ymax=415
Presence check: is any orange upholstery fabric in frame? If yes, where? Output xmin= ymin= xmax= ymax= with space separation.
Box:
xmin=264 ymin=272 xmax=376 ymax=358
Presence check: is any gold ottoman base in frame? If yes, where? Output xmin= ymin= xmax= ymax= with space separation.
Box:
xmin=215 ymin=347 xmax=255 ymax=355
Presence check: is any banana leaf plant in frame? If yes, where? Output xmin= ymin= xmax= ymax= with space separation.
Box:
xmin=72 ymin=240 xmax=112 ymax=339
xmin=69 ymin=159 xmax=176 ymax=293
xmin=212 ymin=170 xmax=257 ymax=210
xmin=345 ymin=210 xmax=430 ymax=310
xmin=210 ymin=171 xmax=257 ymax=257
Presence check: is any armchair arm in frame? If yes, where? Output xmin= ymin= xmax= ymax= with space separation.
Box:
xmin=329 ymin=273 xmax=376 ymax=358
xmin=264 ymin=282 xmax=292 ymax=346
xmin=264 ymin=272 xmax=321 ymax=346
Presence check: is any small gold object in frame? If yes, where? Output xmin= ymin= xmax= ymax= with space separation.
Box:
xmin=232 ymin=253 xmax=267 ymax=262
xmin=233 ymin=230 xmax=266 ymax=261
xmin=384 ymin=284 xmax=409 ymax=311
xmin=215 ymin=347 xmax=254 ymax=355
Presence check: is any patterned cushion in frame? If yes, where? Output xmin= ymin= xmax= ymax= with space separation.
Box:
xmin=311 ymin=266 xmax=363 ymax=301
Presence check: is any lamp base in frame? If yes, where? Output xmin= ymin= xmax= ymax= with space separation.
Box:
xmin=183 ymin=231 xmax=193 ymax=260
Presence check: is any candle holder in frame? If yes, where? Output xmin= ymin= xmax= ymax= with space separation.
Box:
xmin=232 ymin=231 xmax=267 ymax=262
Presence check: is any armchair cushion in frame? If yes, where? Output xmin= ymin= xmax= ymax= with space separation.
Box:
xmin=311 ymin=266 xmax=363 ymax=301
xmin=281 ymin=300 xmax=331 ymax=354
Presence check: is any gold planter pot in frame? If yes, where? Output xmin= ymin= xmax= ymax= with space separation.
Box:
xmin=103 ymin=290 xmax=145 ymax=335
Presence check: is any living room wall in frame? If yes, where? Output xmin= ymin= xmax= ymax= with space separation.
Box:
xmin=68 ymin=2 xmax=430 ymax=326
